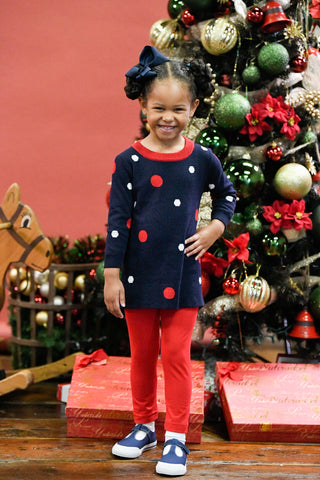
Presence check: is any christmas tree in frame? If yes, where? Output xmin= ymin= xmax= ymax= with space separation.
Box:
xmin=145 ymin=0 xmax=320 ymax=361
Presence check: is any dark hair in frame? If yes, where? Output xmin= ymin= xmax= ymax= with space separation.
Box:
xmin=124 ymin=57 xmax=214 ymax=103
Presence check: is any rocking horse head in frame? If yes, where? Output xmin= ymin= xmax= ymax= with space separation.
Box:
xmin=0 ymin=183 xmax=53 ymax=310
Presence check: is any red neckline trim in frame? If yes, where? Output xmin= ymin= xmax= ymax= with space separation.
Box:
xmin=132 ymin=137 xmax=194 ymax=161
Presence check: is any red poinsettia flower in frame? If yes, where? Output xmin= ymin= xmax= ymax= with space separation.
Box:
xmin=310 ymin=0 xmax=320 ymax=19
xmin=285 ymin=199 xmax=313 ymax=231
xmin=200 ymin=251 xmax=229 ymax=277
xmin=262 ymin=200 xmax=290 ymax=233
xmin=240 ymin=106 xmax=272 ymax=141
xmin=223 ymin=232 xmax=251 ymax=263
xmin=256 ymin=93 xmax=287 ymax=123
xmin=280 ymin=107 xmax=301 ymax=140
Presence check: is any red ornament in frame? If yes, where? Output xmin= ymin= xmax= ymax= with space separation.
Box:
xmin=219 ymin=74 xmax=232 ymax=87
xmin=290 ymin=55 xmax=308 ymax=73
xmin=266 ymin=143 xmax=283 ymax=161
xmin=181 ymin=8 xmax=196 ymax=27
xmin=247 ymin=6 xmax=264 ymax=24
xmin=201 ymin=271 xmax=210 ymax=297
xmin=222 ymin=276 xmax=240 ymax=295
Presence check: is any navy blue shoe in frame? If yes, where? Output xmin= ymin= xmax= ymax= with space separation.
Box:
xmin=156 ymin=439 xmax=190 ymax=476
xmin=112 ymin=424 xmax=157 ymax=459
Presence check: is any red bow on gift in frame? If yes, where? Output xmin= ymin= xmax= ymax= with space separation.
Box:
xmin=74 ymin=349 xmax=109 ymax=369
xmin=216 ymin=362 xmax=244 ymax=393
xmin=310 ymin=0 xmax=320 ymax=19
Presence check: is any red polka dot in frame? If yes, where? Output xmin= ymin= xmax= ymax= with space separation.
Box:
xmin=138 ymin=230 xmax=148 ymax=242
xmin=151 ymin=175 xmax=163 ymax=187
xmin=195 ymin=209 xmax=199 ymax=221
xmin=126 ymin=218 xmax=132 ymax=229
xmin=112 ymin=162 xmax=116 ymax=174
xmin=163 ymin=287 xmax=175 ymax=299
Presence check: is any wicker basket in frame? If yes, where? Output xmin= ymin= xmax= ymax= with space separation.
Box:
xmin=8 ymin=262 xmax=99 ymax=368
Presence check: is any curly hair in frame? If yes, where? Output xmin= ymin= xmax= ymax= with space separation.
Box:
xmin=124 ymin=57 xmax=214 ymax=103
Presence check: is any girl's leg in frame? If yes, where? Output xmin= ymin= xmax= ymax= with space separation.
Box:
xmin=160 ymin=308 xmax=198 ymax=433
xmin=125 ymin=308 xmax=160 ymax=424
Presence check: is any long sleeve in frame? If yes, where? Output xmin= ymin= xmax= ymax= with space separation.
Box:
xmin=104 ymin=152 xmax=134 ymax=268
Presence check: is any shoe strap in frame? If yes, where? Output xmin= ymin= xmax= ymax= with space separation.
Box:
xmin=132 ymin=424 xmax=154 ymax=439
xmin=163 ymin=438 xmax=190 ymax=455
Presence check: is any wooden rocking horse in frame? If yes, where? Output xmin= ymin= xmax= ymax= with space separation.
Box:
xmin=0 ymin=183 xmax=53 ymax=311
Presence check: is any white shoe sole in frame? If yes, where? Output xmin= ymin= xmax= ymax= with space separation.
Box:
xmin=112 ymin=440 xmax=157 ymax=459
xmin=156 ymin=461 xmax=186 ymax=476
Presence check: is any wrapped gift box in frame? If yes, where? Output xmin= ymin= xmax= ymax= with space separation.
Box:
xmin=216 ymin=362 xmax=320 ymax=443
xmin=66 ymin=356 xmax=205 ymax=443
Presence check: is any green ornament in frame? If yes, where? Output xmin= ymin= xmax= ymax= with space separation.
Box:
xmin=195 ymin=127 xmax=228 ymax=158
xmin=309 ymin=286 xmax=320 ymax=320
xmin=312 ymin=204 xmax=320 ymax=241
xmin=298 ymin=129 xmax=317 ymax=146
xmin=242 ymin=65 xmax=261 ymax=85
xmin=225 ymin=159 xmax=265 ymax=199
xmin=246 ymin=217 xmax=263 ymax=236
xmin=262 ymin=231 xmax=287 ymax=256
xmin=167 ymin=0 xmax=186 ymax=18
xmin=214 ymin=93 xmax=251 ymax=130
xmin=183 ymin=0 xmax=215 ymax=12
xmin=95 ymin=261 xmax=105 ymax=284
xmin=258 ymin=43 xmax=289 ymax=75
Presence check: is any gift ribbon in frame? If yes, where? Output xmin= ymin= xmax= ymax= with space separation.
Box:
xmin=216 ymin=362 xmax=243 ymax=394
xmin=74 ymin=348 xmax=109 ymax=369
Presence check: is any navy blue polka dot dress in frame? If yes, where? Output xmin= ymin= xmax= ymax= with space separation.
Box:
xmin=104 ymin=137 xmax=236 ymax=309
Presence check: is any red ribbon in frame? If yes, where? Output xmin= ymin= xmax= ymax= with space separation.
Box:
xmin=216 ymin=362 xmax=243 ymax=393
xmin=74 ymin=348 xmax=109 ymax=369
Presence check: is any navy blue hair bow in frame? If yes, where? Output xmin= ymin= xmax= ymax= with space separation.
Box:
xmin=125 ymin=45 xmax=169 ymax=81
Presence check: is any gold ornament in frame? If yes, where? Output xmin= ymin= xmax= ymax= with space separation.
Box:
xmin=283 ymin=21 xmax=305 ymax=41
xmin=74 ymin=274 xmax=86 ymax=292
xmin=240 ymin=275 xmax=271 ymax=313
xmin=201 ymin=18 xmax=238 ymax=56
xmin=35 ymin=310 xmax=48 ymax=327
xmin=19 ymin=279 xmax=33 ymax=296
xmin=54 ymin=271 xmax=69 ymax=290
xmin=149 ymin=19 xmax=184 ymax=52
xmin=294 ymin=90 xmax=320 ymax=120
xmin=8 ymin=266 xmax=27 ymax=284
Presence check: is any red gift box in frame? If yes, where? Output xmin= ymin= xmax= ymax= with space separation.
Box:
xmin=66 ymin=355 xmax=205 ymax=443
xmin=215 ymin=361 xmax=320 ymax=443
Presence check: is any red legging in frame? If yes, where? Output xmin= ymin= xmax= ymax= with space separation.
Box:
xmin=125 ymin=308 xmax=198 ymax=433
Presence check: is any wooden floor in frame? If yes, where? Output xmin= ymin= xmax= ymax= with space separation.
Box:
xmin=0 ymin=373 xmax=319 ymax=479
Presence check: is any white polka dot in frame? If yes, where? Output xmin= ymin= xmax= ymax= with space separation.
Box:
xmin=226 ymin=195 xmax=234 ymax=202
xmin=178 ymin=243 xmax=185 ymax=251
xmin=174 ymin=199 xmax=181 ymax=207
xmin=134 ymin=201 xmax=137 ymax=208
xmin=199 ymin=277 xmax=202 ymax=285
xmin=209 ymin=183 xmax=215 ymax=190
xmin=111 ymin=230 xmax=119 ymax=238
xmin=127 ymin=182 xmax=133 ymax=190
xmin=131 ymin=155 xmax=139 ymax=162
xmin=201 ymin=146 xmax=208 ymax=151
xmin=128 ymin=276 xmax=134 ymax=283
xmin=189 ymin=166 xmax=195 ymax=174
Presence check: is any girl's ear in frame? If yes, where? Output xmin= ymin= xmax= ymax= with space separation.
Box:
xmin=190 ymin=99 xmax=200 ymax=117
xmin=139 ymin=96 xmax=147 ymax=115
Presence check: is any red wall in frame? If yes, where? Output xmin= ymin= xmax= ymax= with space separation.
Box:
xmin=0 ymin=0 xmax=167 ymax=240
xmin=0 ymin=0 xmax=168 ymax=340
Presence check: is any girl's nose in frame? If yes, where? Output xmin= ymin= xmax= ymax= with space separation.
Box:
xmin=163 ymin=111 xmax=174 ymax=121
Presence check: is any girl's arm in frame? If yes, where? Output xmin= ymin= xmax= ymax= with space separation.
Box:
xmin=184 ymin=218 xmax=225 ymax=260
xmin=104 ymin=267 xmax=126 ymax=319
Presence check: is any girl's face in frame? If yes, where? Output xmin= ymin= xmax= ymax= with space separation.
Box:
xmin=139 ymin=78 xmax=199 ymax=148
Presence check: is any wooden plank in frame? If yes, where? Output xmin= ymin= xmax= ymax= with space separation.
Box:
xmin=0 ymin=462 xmax=319 ymax=480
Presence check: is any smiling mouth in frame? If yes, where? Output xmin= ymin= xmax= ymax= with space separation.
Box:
xmin=159 ymin=125 xmax=176 ymax=131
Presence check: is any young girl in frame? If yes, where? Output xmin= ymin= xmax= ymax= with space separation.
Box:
xmin=104 ymin=46 xmax=236 ymax=476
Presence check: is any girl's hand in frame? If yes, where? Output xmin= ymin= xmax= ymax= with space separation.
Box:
xmin=104 ymin=268 xmax=126 ymax=319
xmin=184 ymin=219 xmax=225 ymax=260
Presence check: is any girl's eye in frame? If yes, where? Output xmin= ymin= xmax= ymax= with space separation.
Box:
xmin=21 ymin=214 xmax=32 ymax=229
